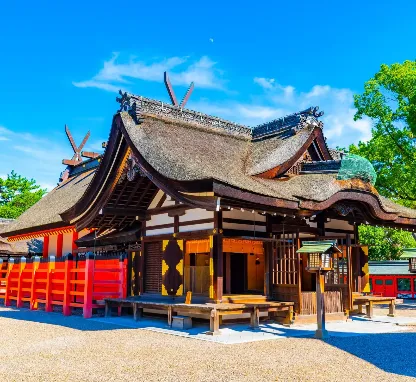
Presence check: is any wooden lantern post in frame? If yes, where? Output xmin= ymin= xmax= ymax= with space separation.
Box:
xmin=296 ymin=241 xmax=342 ymax=340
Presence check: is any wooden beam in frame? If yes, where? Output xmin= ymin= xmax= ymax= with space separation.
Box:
xmin=81 ymin=151 xmax=100 ymax=159
xmin=100 ymin=207 xmax=147 ymax=219
xmin=147 ymin=204 xmax=191 ymax=216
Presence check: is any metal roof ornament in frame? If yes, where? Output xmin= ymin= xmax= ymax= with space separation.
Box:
xmin=116 ymin=90 xmax=133 ymax=112
xmin=163 ymin=71 xmax=194 ymax=108
xmin=252 ymin=106 xmax=325 ymax=140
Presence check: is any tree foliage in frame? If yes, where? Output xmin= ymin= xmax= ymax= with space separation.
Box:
xmin=358 ymin=225 xmax=416 ymax=260
xmin=0 ymin=171 xmax=46 ymax=219
xmin=351 ymin=60 xmax=416 ymax=259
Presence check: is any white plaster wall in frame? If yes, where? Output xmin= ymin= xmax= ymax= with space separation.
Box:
xmin=48 ymin=234 xmax=57 ymax=256
xmin=179 ymin=222 xmax=214 ymax=233
xmin=223 ymin=210 xmax=266 ymax=222
xmin=62 ymin=232 xmax=73 ymax=255
xmin=180 ymin=208 xmax=213 ymax=223
xmin=146 ymin=227 xmax=175 ymax=236
xmin=147 ymin=213 xmax=174 ymax=227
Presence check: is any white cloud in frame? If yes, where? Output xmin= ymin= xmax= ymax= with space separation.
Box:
xmin=73 ymin=53 xmax=226 ymax=93
xmin=72 ymin=80 xmax=122 ymax=93
xmin=193 ymin=78 xmax=372 ymax=148
xmin=254 ymin=77 xmax=275 ymax=90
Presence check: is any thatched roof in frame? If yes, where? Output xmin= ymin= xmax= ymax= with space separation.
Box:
xmin=119 ymin=107 xmax=416 ymax=221
xmin=0 ymin=169 xmax=95 ymax=237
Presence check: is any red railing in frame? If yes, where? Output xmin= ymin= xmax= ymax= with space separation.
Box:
xmin=0 ymin=254 xmax=127 ymax=318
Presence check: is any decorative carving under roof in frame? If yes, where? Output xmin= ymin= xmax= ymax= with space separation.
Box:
xmin=300 ymin=160 xmax=342 ymax=175
xmin=252 ymin=107 xmax=324 ymax=141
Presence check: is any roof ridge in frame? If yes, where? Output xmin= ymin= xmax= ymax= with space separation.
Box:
xmin=117 ymin=92 xmax=252 ymax=139
xmin=116 ymin=92 xmax=327 ymax=142
xmin=252 ymin=106 xmax=324 ymax=141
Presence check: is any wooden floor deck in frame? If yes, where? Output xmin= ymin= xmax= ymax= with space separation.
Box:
xmin=104 ymin=297 xmax=294 ymax=335
xmin=352 ymin=295 xmax=396 ymax=318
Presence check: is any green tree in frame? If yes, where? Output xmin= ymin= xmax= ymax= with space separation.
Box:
xmin=351 ymin=60 xmax=416 ymax=259
xmin=0 ymin=171 xmax=46 ymax=219
xmin=358 ymin=225 xmax=416 ymax=260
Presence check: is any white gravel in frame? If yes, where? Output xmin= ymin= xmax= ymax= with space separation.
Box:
xmin=0 ymin=306 xmax=415 ymax=381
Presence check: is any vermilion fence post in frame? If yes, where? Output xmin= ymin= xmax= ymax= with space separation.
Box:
xmin=30 ymin=256 xmax=41 ymax=310
xmin=0 ymin=259 xmax=4 ymax=299
xmin=83 ymin=253 xmax=94 ymax=318
xmin=119 ymin=254 xmax=127 ymax=299
xmin=63 ymin=254 xmax=73 ymax=316
xmin=45 ymin=256 xmax=55 ymax=312
xmin=16 ymin=257 xmax=26 ymax=308
xmin=4 ymin=259 xmax=15 ymax=307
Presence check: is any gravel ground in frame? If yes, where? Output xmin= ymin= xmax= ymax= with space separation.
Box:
xmin=0 ymin=306 xmax=415 ymax=382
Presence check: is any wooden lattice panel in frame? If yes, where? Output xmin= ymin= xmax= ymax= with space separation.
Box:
xmin=144 ymin=242 xmax=163 ymax=293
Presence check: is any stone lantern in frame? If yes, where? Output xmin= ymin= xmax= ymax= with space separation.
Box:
xmin=297 ymin=240 xmax=341 ymax=339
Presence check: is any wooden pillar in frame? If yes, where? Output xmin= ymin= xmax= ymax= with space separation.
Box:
xmin=225 ymin=252 xmax=231 ymax=294
xmin=264 ymin=215 xmax=274 ymax=298
xmin=346 ymin=234 xmax=353 ymax=312
xmin=43 ymin=236 xmax=49 ymax=258
xmin=139 ymin=220 xmax=146 ymax=296
xmin=315 ymin=271 xmax=328 ymax=339
xmin=316 ymin=213 xmax=326 ymax=237
xmin=296 ymin=230 xmax=302 ymax=313
xmin=72 ymin=231 xmax=79 ymax=254
xmin=83 ymin=253 xmax=94 ymax=318
xmin=213 ymin=211 xmax=223 ymax=302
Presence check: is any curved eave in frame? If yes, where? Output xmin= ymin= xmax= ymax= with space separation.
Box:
xmin=116 ymin=114 xmax=218 ymax=210
xmin=253 ymin=127 xmax=332 ymax=179
xmin=61 ymin=113 xmax=219 ymax=230
xmin=60 ymin=119 xmax=127 ymax=225
xmin=0 ymin=221 xmax=70 ymax=239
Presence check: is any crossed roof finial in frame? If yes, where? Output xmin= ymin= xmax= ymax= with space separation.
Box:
xmin=164 ymin=71 xmax=194 ymax=108
xmin=62 ymin=125 xmax=99 ymax=166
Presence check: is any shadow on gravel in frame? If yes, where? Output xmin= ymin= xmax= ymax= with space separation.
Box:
xmin=326 ymin=332 xmax=416 ymax=378
xmin=0 ymin=307 xmax=133 ymax=331
xmin=2 ymin=306 xmax=416 ymax=378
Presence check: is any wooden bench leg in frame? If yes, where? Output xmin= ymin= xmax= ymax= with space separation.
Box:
xmin=250 ymin=307 xmax=260 ymax=329
xmin=133 ymin=304 xmax=143 ymax=321
xmin=388 ymin=300 xmax=395 ymax=317
xmin=366 ymin=302 xmax=373 ymax=318
xmin=357 ymin=304 xmax=363 ymax=315
xmin=208 ymin=309 xmax=221 ymax=335
xmin=168 ymin=306 xmax=172 ymax=327
xmin=282 ymin=307 xmax=293 ymax=326
xmin=105 ymin=302 xmax=111 ymax=317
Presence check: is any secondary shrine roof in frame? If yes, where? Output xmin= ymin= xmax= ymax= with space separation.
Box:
xmin=0 ymin=169 xmax=95 ymax=237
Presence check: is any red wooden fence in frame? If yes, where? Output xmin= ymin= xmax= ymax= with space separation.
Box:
xmin=0 ymin=254 xmax=127 ymax=318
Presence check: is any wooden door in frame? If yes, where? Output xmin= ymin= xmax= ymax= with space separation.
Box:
xmin=144 ymin=242 xmax=162 ymax=293
xmin=383 ymin=278 xmax=395 ymax=297
xmin=372 ymin=278 xmax=384 ymax=296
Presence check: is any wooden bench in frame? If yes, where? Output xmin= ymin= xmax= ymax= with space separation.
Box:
xmin=104 ymin=298 xmax=294 ymax=335
xmin=353 ymin=296 xmax=396 ymax=319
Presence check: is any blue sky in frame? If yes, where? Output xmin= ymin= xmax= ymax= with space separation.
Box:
xmin=0 ymin=1 xmax=415 ymax=190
